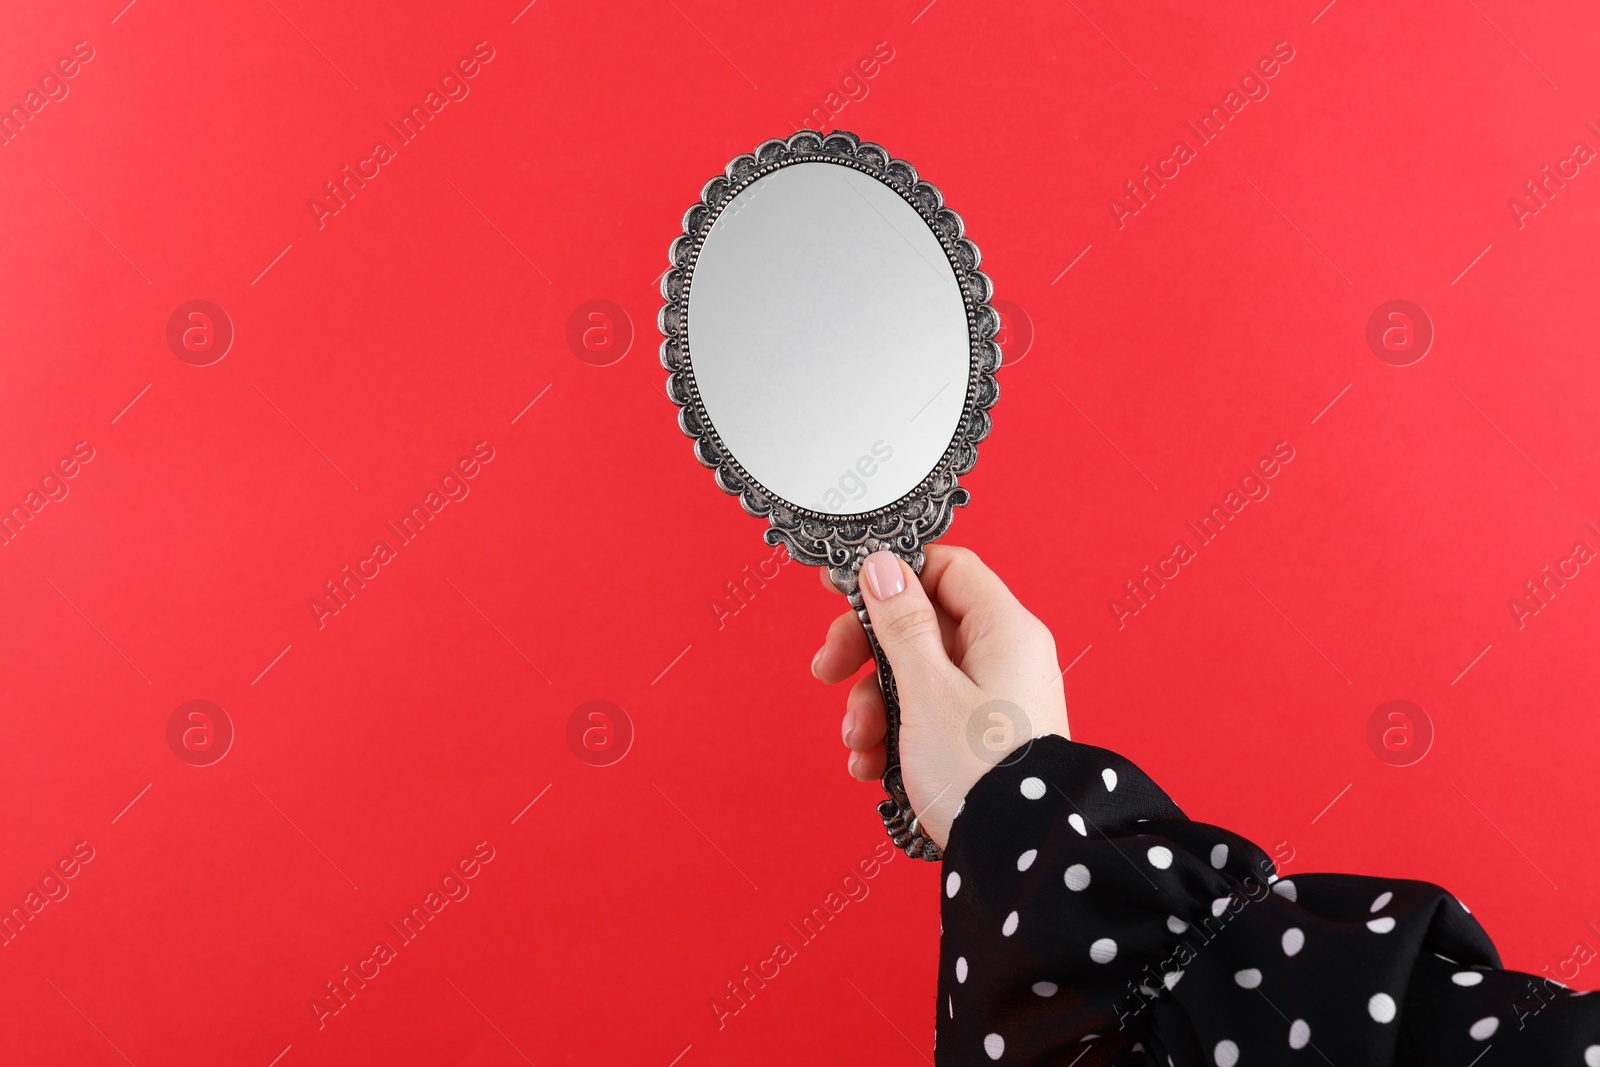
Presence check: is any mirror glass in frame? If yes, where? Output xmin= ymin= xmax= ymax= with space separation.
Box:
xmin=687 ymin=161 xmax=970 ymax=515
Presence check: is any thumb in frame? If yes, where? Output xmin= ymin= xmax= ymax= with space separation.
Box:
xmin=858 ymin=550 xmax=964 ymax=704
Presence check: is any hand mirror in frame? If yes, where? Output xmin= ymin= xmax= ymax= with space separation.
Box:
xmin=659 ymin=129 xmax=1002 ymax=861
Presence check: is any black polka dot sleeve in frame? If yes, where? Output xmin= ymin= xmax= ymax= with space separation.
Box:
xmin=936 ymin=734 xmax=1600 ymax=1066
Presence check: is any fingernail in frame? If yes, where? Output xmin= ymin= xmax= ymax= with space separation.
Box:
xmin=842 ymin=708 xmax=855 ymax=746
xmin=810 ymin=647 xmax=825 ymax=678
xmin=863 ymin=551 xmax=905 ymax=600
xmin=847 ymin=751 xmax=862 ymax=778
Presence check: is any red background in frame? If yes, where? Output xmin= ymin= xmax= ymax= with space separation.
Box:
xmin=2 ymin=0 xmax=1598 ymax=1063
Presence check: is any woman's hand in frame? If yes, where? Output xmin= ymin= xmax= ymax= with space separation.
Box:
xmin=810 ymin=545 xmax=1070 ymax=849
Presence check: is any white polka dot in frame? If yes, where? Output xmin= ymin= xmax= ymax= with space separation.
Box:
xmin=1032 ymin=981 xmax=1058 ymax=997
xmin=1002 ymin=911 xmax=1019 ymax=936
xmin=1459 ymin=898 xmax=1470 ymax=914
xmin=1212 ymin=897 xmax=1231 ymax=918
xmin=984 ymin=1032 xmax=1005 ymax=1060
xmin=1452 ymin=971 xmax=1483 ymax=987
xmin=1367 ymin=916 xmax=1396 ymax=934
xmin=946 ymin=872 xmax=961 ymax=898
xmin=1068 ymin=813 xmax=1087 ymax=836
xmin=1289 ymin=1019 xmax=1310 ymax=1049
xmin=1368 ymin=992 xmax=1396 ymax=1023
xmin=1080 ymin=1034 xmax=1100 ymax=1042
xmin=1370 ymin=891 xmax=1393 ymax=912
xmin=1020 ymin=777 xmax=1046 ymax=800
xmin=1168 ymin=916 xmax=1189 ymax=935
xmin=1234 ymin=968 xmax=1262 ymax=989
xmin=1272 ymin=878 xmax=1297 ymax=902
xmin=1089 ymin=937 xmax=1118 ymax=964
xmin=1102 ymin=768 xmax=1118 ymax=791
xmin=1585 ymin=1045 xmax=1600 ymax=1067
xmin=948 ymin=995 xmax=953 ymax=1018
xmin=1148 ymin=846 xmax=1173 ymax=869
xmin=1163 ymin=970 xmax=1184 ymax=990
xmin=1139 ymin=984 xmax=1158 ymax=997
xmin=1214 ymin=1039 xmax=1239 ymax=1067
xmin=1469 ymin=1017 xmax=1498 ymax=1041
xmin=1210 ymin=843 xmax=1230 ymax=869
xmin=956 ymin=957 xmax=968 ymax=983
xmin=1064 ymin=864 xmax=1091 ymax=891
xmin=1017 ymin=849 xmax=1037 ymax=872
xmin=1267 ymin=873 xmax=1279 ymax=884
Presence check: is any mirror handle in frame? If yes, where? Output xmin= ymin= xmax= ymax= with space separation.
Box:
xmin=840 ymin=553 xmax=943 ymax=862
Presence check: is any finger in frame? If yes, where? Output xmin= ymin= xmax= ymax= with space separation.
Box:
xmin=814 ymin=567 xmax=959 ymax=674
xmin=919 ymin=544 xmax=1027 ymax=628
xmin=843 ymin=672 xmax=887 ymax=751
xmin=922 ymin=545 xmax=1059 ymax=691
xmin=812 ymin=608 xmax=872 ymax=684
xmin=857 ymin=550 xmax=966 ymax=707
xmin=937 ymin=605 xmax=961 ymax=663
xmin=819 ymin=565 xmax=845 ymax=594
xmin=848 ymin=744 xmax=886 ymax=782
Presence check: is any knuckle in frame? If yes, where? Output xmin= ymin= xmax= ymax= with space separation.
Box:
xmin=1032 ymin=617 xmax=1058 ymax=654
xmin=1007 ymin=608 xmax=1051 ymax=649
xmin=885 ymin=603 xmax=940 ymax=644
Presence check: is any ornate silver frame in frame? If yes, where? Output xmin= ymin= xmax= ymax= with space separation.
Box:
xmin=658 ymin=129 xmax=1002 ymax=861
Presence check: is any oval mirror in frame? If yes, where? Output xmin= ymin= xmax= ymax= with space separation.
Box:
xmin=659 ymin=129 xmax=1004 ymax=859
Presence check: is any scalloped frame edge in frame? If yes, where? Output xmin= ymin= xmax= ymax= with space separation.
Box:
xmin=658 ymin=128 xmax=1003 ymax=588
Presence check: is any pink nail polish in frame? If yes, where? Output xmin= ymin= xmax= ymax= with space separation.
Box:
xmin=810 ymin=647 xmax=825 ymax=678
xmin=863 ymin=552 xmax=905 ymax=600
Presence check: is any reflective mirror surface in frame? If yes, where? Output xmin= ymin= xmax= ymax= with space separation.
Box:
xmin=687 ymin=161 xmax=970 ymax=515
